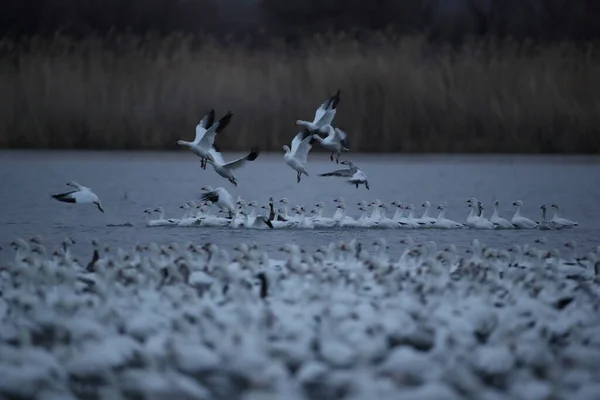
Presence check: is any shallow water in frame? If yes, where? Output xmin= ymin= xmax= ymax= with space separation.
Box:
xmin=0 ymin=150 xmax=598 ymax=263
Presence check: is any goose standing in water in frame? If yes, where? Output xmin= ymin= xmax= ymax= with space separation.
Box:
xmin=417 ymin=201 xmax=437 ymax=226
xmin=151 ymin=207 xmax=179 ymax=225
xmin=205 ymin=147 xmax=260 ymax=186
xmin=539 ymin=204 xmax=563 ymax=230
xmin=490 ymin=200 xmax=514 ymax=229
xmin=473 ymin=202 xmax=495 ymax=230
xmin=51 ymin=181 xmax=104 ymax=213
xmin=177 ymin=110 xmax=233 ymax=169
xmin=550 ymin=203 xmax=578 ymax=228
xmin=312 ymin=125 xmax=349 ymax=163
xmin=433 ymin=202 xmax=465 ymax=229
xmin=295 ymin=89 xmax=341 ymax=134
xmin=283 ymin=131 xmax=316 ymax=183
xmin=318 ymin=160 xmax=357 ymax=177
xmin=199 ymin=186 xmax=236 ymax=218
xmin=511 ymin=200 xmax=538 ymax=229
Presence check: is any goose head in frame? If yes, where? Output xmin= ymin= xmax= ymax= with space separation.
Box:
xmin=282 ymin=145 xmax=291 ymax=153
xmin=494 ymin=199 xmax=500 ymax=206
xmin=550 ymin=203 xmax=559 ymax=210
xmin=437 ymin=202 xmax=447 ymax=210
xmin=540 ymin=204 xmax=547 ymax=210
xmin=180 ymin=204 xmax=190 ymax=210
xmin=279 ymin=198 xmax=289 ymax=205
xmin=247 ymin=201 xmax=258 ymax=208
xmin=340 ymin=160 xmax=354 ymax=167
xmin=143 ymin=208 xmax=152 ymax=215
xmin=422 ymin=201 xmax=431 ymax=207
xmin=534 ymin=237 xmax=547 ymax=245
xmin=333 ymin=197 xmax=344 ymax=204
xmin=200 ymin=185 xmax=214 ymax=192
xmin=29 ymin=235 xmax=43 ymax=245
xmin=358 ymin=200 xmax=368 ymax=207
xmin=153 ymin=207 xmax=164 ymax=213
xmin=187 ymin=201 xmax=197 ymax=208
xmin=512 ymin=200 xmax=523 ymax=207
xmin=405 ymin=204 xmax=415 ymax=211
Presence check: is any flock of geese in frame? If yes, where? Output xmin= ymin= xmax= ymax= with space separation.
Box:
xmin=1 ymin=235 xmax=599 ymax=399
xmin=49 ymin=90 xmax=370 ymax=215
xmin=143 ymin=194 xmax=579 ymax=230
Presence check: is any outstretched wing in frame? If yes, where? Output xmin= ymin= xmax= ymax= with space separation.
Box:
xmin=194 ymin=109 xmax=215 ymax=144
xmin=294 ymin=135 xmax=315 ymax=165
xmin=51 ymin=190 xmax=77 ymax=203
xmin=223 ymin=147 xmax=260 ymax=170
xmin=314 ymin=89 xmax=341 ymax=125
xmin=199 ymin=190 xmax=219 ymax=204
xmin=199 ymin=111 xmax=233 ymax=149
xmin=318 ymin=169 xmax=354 ymax=177
xmin=335 ymin=127 xmax=349 ymax=148
xmin=207 ymin=147 xmax=227 ymax=166
xmin=290 ymin=131 xmax=312 ymax=154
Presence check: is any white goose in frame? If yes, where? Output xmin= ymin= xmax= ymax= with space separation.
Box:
xmin=465 ymin=198 xmax=479 ymax=227
xmin=51 ymin=181 xmax=104 ymax=213
xmin=318 ymin=160 xmax=357 ymax=177
xmin=550 ymin=203 xmax=578 ymax=228
xmin=143 ymin=208 xmax=174 ymax=227
xmin=538 ymin=204 xmax=563 ymax=230
xmin=312 ymin=125 xmax=349 ymax=163
xmin=295 ymin=89 xmax=341 ymax=134
xmin=198 ymin=186 xmax=236 ymax=219
xmin=238 ymin=210 xmax=273 ymax=229
xmin=490 ymin=200 xmax=515 ymax=229
xmin=417 ymin=201 xmax=437 ymax=226
xmin=177 ymin=110 xmax=233 ymax=169
xmin=511 ymin=200 xmax=538 ymax=229
xmin=283 ymin=131 xmax=315 ymax=183
xmin=473 ymin=202 xmax=495 ymax=230
xmin=151 ymin=207 xmax=178 ymax=226
xmin=205 ymin=147 xmax=260 ymax=186
xmin=433 ymin=202 xmax=465 ymax=229
xmin=348 ymin=168 xmax=370 ymax=190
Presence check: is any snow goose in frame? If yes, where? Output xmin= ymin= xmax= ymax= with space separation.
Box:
xmin=473 ymin=202 xmax=495 ymax=230
xmin=151 ymin=207 xmax=178 ymax=225
xmin=205 ymin=146 xmax=260 ymax=186
xmin=377 ymin=204 xmax=406 ymax=228
xmin=465 ymin=198 xmax=479 ymax=227
xmin=550 ymin=203 xmax=578 ymax=228
xmin=198 ymin=186 xmax=236 ymax=218
xmin=311 ymin=202 xmax=338 ymax=227
xmin=403 ymin=204 xmax=427 ymax=228
xmin=312 ymin=125 xmax=349 ymax=163
xmin=239 ymin=210 xmax=273 ymax=229
xmin=51 ymin=181 xmax=104 ymax=213
xmin=295 ymin=89 xmax=341 ymax=134
xmin=177 ymin=110 xmax=233 ymax=169
xmin=511 ymin=200 xmax=538 ymax=229
xmin=417 ymin=201 xmax=437 ymax=226
xmin=277 ymin=197 xmax=296 ymax=221
xmin=433 ymin=202 xmax=465 ymax=229
xmin=318 ymin=160 xmax=358 ymax=177
xmin=538 ymin=205 xmax=563 ymax=230
xmin=490 ymin=200 xmax=514 ymax=229
xmin=283 ymin=131 xmax=316 ymax=183
xmin=348 ymin=168 xmax=369 ymax=190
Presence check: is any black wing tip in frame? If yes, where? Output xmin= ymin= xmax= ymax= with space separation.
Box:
xmin=331 ymin=89 xmax=341 ymax=108
xmin=265 ymin=218 xmax=274 ymax=229
xmin=248 ymin=147 xmax=260 ymax=161
xmin=215 ymin=111 xmax=233 ymax=133
xmin=212 ymin=143 xmax=221 ymax=152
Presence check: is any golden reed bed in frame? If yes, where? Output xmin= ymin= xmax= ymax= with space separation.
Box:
xmin=0 ymin=33 xmax=598 ymax=152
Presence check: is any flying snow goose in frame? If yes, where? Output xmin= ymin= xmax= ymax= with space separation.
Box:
xmin=312 ymin=125 xmax=349 ymax=163
xmin=490 ymin=200 xmax=514 ymax=229
xmin=511 ymin=200 xmax=538 ymax=229
xmin=348 ymin=168 xmax=369 ymax=190
xmin=318 ymin=160 xmax=357 ymax=177
xmin=177 ymin=110 xmax=233 ymax=169
xmin=205 ymin=147 xmax=260 ymax=186
xmin=550 ymin=203 xmax=578 ymax=228
xmin=199 ymin=186 xmax=236 ymax=218
xmin=283 ymin=131 xmax=316 ymax=183
xmin=295 ymin=89 xmax=341 ymax=134
xmin=51 ymin=181 xmax=104 ymax=213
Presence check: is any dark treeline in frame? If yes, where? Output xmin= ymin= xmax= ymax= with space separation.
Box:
xmin=2 ymin=0 xmax=599 ymax=43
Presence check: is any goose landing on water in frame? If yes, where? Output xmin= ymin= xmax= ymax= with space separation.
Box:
xmin=283 ymin=131 xmax=316 ymax=183
xmin=348 ymin=169 xmax=369 ymax=190
xmin=199 ymin=186 xmax=236 ymax=218
xmin=51 ymin=181 xmax=104 ymax=213
xmin=205 ymin=147 xmax=260 ymax=186
xmin=318 ymin=160 xmax=357 ymax=178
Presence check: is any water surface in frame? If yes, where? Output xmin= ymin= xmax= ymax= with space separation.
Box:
xmin=0 ymin=151 xmax=598 ymax=263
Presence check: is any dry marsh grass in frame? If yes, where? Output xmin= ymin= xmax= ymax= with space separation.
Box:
xmin=0 ymin=33 xmax=599 ymax=153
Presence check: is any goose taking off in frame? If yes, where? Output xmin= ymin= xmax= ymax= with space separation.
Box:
xmin=205 ymin=147 xmax=260 ymax=186
xmin=51 ymin=181 xmax=104 ymax=213
xmin=283 ymin=131 xmax=316 ymax=183
xmin=312 ymin=125 xmax=349 ymax=163
xmin=199 ymin=186 xmax=236 ymax=218
xmin=177 ymin=110 xmax=233 ymax=169
xmin=318 ymin=160 xmax=357 ymax=178
xmin=295 ymin=89 xmax=341 ymax=134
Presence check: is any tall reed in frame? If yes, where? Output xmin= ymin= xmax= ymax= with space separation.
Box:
xmin=0 ymin=33 xmax=598 ymax=152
